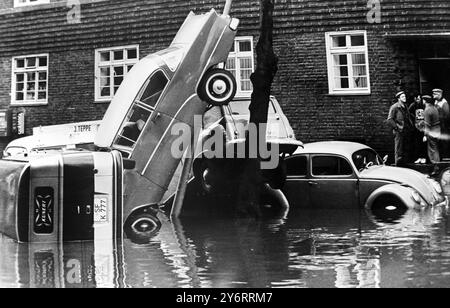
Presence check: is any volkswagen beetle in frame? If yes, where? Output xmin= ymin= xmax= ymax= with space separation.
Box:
xmin=282 ymin=141 xmax=447 ymax=220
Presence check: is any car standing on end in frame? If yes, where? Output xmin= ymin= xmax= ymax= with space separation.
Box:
xmin=283 ymin=141 xmax=447 ymax=219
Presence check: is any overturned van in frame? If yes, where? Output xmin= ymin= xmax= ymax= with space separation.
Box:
xmin=0 ymin=8 xmax=239 ymax=242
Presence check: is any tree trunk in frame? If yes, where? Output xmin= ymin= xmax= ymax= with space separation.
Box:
xmin=235 ymin=0 xmax=278 ymax=217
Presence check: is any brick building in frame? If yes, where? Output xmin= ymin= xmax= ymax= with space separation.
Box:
xmin=0 ymin=0 xmax=449 ymax=159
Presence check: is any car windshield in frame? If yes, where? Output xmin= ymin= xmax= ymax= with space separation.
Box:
xmin=352 ymin=148 xmax=382 ymax=171
xmin=228 ymin=100 xmax=276 ymax=116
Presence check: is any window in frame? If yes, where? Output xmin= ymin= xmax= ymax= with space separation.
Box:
xmin=12 ymin=54 xmax=48 ymax=105
xmin=312 ymin=156 xmax=353 ymax=176
xmin=14 ymin=0 xmax=50 ymax=7
xmin=113 ymin=70 xmax=169 ymax=154
xmin=95 ymin=45 xmax=139 ymax=102
xmin=226 ymin=37 xmax=254 ymax=97
xmin=325 ymin=31 xmax=371 ymax=95
xmin=286 ymin=155 xmax=308 ymax=177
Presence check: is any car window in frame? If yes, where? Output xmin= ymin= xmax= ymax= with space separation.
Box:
xmin=312 ymin=156 xmax=353 ymax=176
xmin=228 ymin=100 xmax=276 ymax=116
xmin=352 ymin=148 xmax=381 ymax=171
xmin=114 ymin=70 xmax=168 ymax=150
xmin=286 ymin=155 xmax=308 ymax=177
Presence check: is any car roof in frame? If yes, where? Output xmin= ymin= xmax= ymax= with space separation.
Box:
xmin=292 ymin=141 xmax=371 ymax=157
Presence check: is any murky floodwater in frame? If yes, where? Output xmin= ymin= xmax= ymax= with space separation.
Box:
xmin=1 ymin=206 xmax=450 ymax=288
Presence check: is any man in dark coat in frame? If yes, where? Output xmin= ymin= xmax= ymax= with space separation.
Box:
xmin=387 ymin=91 xmax=414 ymax=166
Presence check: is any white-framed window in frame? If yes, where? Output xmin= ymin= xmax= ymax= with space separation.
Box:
xmin=325 ymin=31 xmax=371 ymax=95
xmin=14 ymin=0 xmax=50 ymax=8
xmin=95 ymin=45 xmax=139 ymax=102
xmin=11 ymin=54 xmax=49 ymax=106
xmin=226 ymin=36 xmax=255 ymax=97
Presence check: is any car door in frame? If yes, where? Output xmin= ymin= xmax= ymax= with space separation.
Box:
xmin=309 ymin=155 xmax=359 ymax=209
xmin=283 ymin=154 xmax=310 ymax=208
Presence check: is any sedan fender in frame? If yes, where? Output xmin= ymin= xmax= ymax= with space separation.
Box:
xmin=365 ymin=183 xmax=426 ymax=211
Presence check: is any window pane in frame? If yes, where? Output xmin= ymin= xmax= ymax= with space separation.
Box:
xmin=114 ymin=66 xmax=124 ymax=76
xmin=38 ymin=82 xmax=46 ymax=91
xmin=335 ymin=78 xmax=349 ymax=89
xmin=26 ymin=57 xmax=36 ymax=68
xmin=241 ymin=81 xmax=252 ymax=91
xmin=127 ymin=48 xmax=137 ymax=59
xmin=113 ymin=50 xmax=124 ymax=61
xmin=27 ymin=72 xmax=36 ymax=81
xmin=101 ymin=87 xmax=110 ymax=97
xmin=351 ymin=35 xmax=365 ymax=47
xmin=334 ymin=66 xmax=349 ymax=78
xmin=353 ymin=77 xmax=368 ymax=88
xmin=114 ymin=86 xmax=120 ymax=94
xmin=26 ymin=92 xmax=36 ymax=100
xmin=38 ymin=72 xmax=47 ymax=80
xmin=333 ymin=54 xmax=348 ymax=65
xmin=230 ymin=42 xmax=235 ymax=53
xmin=226 ymin=58 xmax=236 ymax=70
xmin=100 ymin=52 xmax=110 ymax=62
xmin=139 ymin=71 xmax=168 ymax=107
xmin=27 ymin=82 xmax=35 ymax=91
xmin=352 ymin=65 xmax=367 ymax=76
xmin=332 ymin=36 xmax=347 ymax=48
xmin=127 ymin=65 xmax=134 ymax=73
xmin=312 ymin=156 xmax=352 ymax=176
xmin=38 ymin=57 xmax=47 ymax=67
xmin=38 ymin=92 xmax=46 ymax=100
xmin=16 ymin=92 xmax=24 ymax=101
xmin=286 ymin=156 xmax=308 ymax=176
xmin=16 ymin=83 xmax=24 ymax=91
xmin=240 ymin=57 xmax=252 ymax=69
xmin=16 ymin=59 xmax=25 ymax=68
xmin=352 ymin=54 xmax=366 ymax=65
xmin=100 ymin=67 xmax=110 ymax=77
xmin=16 ymin=74 xmax=25 ymax=82
xmin=239 ymin=40 xmax=252 ymax=52
xmin=116 ymin=105 xmax=152 ymax=147
xmin=114 ymin=76 xmax=123 ymax=87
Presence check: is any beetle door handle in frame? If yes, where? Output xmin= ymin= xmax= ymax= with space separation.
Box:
xmin=308 ymin=181 xmax=319 ymax=186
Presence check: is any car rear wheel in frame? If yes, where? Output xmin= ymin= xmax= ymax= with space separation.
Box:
xmin=198 ymin=68 xmax=237 ymax=106
xmin=370 ymin=195 xmax=407 ymax=223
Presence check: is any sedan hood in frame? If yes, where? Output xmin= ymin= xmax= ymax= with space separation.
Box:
xmin=360 ymin=165 xmax=441 ymax=204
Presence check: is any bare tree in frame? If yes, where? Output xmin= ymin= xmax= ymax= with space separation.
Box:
xmin=236 ymin=0 xmax=278 ymax=217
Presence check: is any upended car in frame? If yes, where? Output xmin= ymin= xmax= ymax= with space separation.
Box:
xmin=282 ymin=141 xmax=448 ymax=221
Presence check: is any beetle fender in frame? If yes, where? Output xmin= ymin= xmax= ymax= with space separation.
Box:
xmin=365 ymin=184 xmax=423 ymax=211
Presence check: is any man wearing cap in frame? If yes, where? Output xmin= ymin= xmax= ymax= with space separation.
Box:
xmin=423 ymin=95 xmax=441 ymax=166
xmin=433 ymin=88 xmax=449 ymax=159
xmin=387 ymin=91 xmax=414 ymax=166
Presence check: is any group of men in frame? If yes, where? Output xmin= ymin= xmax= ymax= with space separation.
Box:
xmin=387 ymin=88 xmax=449 ymax=169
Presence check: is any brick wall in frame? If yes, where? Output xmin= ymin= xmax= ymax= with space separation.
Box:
xmin=0 ymin=0 xmax=449 ymax=157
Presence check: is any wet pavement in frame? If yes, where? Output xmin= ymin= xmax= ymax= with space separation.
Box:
xmin=1 ymin=205 xmax=450 ymax=288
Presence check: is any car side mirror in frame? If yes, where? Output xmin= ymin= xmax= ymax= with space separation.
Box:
xmin=383 ymin=155 xmax=388 ymax=165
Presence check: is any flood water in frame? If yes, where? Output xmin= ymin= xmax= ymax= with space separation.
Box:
xmin=1 ymin=205 xmax=450 ymax=288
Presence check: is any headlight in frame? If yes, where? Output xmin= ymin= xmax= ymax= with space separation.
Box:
xmin=430 ymin=179 xmax=443 ymax=194
xmin=411 ymin=190 xmax=421 ymax=203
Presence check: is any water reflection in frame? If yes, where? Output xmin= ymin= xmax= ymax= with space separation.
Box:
xmin=1 ymin=206 xmax=450 ymax=288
